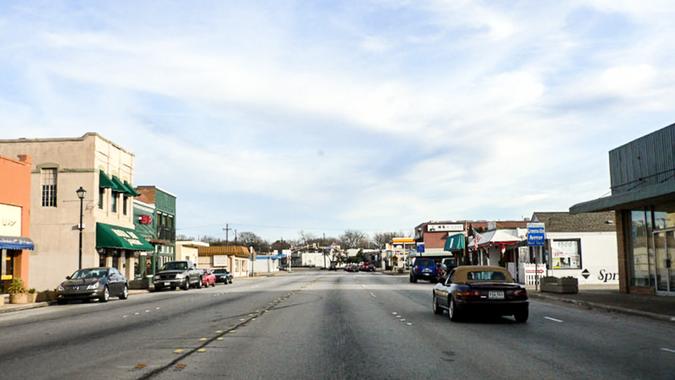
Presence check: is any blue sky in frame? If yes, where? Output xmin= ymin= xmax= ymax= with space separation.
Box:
xmin=1 ymin=1 xmax=674 ymax=241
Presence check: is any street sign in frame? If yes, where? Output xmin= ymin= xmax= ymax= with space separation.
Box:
xmin=527 ymin=223 xmax=545 ymax=247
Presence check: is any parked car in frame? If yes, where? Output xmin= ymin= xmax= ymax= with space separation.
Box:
xmin=345 ymin=263 xmax=359 ymax=272
xmin=213 ymin=268 xmax=233 ymax=284
xmin=409 ymin=257 xmax=438 ymax=283
xmin=432 ymin=265 xmax=529 ymax=322
xmin=201 ymin=269 xmax=217 ymax=287
xmin=438 ymin=257 xmax=459 ymax=281
xmin=152 ymin=260 xmax=203 ymax=291
xmin=360 ymin=262 xmax=375 ymax=272
xmin=56 ymin=267 xmax=128 ymax=304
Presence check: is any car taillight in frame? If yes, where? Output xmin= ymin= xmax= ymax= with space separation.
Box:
xmin=511 ymin=289 xmax=527 ymax=297
xmin=456 ymin=290 xmax=481 ymax=298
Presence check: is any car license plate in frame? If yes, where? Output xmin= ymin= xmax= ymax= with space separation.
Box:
xmin=164 ymin=282 xmax=170 ymax=286
xmin=488 ymin=291 xmax=505 ymax=299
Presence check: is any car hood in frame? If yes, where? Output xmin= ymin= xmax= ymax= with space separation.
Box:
xmin=62 ymin=278 xmax=102 ymax=287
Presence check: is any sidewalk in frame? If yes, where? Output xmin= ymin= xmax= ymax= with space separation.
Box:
xmin=528 ymin=288 xmax=675 ymax=323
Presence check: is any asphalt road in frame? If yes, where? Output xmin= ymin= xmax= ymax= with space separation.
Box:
xmin=0 ymin=272 xmax=673 ymax=380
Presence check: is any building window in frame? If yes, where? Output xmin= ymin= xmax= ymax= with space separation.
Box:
xmin=629 ymin=210 xmax=651 ymax=287
xmin=40 ymin=168 xmax=57 ymax=207
xmin=122 ymin=195 xmax=128 ymax=215
xmin=111 ymin=192 xmax=118 ymax=213
xmin=98 ymin=188 xmax=105 ymax=209
xmin=551 ymin=239 xmax=581 ymax=269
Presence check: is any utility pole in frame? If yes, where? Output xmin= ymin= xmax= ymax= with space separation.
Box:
xmin=234 ymin=229 xmax=238 ymax=243
xmin=223 ymin=224 xmax=231 ymax=244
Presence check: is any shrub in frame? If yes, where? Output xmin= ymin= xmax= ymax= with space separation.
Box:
xmin=7 ymin=278 xmax=26 ymax=295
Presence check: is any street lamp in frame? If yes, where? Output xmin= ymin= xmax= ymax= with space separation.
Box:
xmin=76 ymin=187 xmax=86 ymax=270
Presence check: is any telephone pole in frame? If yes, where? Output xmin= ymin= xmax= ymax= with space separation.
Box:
xmin=223 ymin=224 xmax=232 ymax=244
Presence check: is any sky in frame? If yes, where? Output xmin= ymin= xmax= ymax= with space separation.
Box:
xmin=1 ymin=1 xmax=674 ymax=241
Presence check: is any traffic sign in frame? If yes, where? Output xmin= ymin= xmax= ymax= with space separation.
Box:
xmin=527 ymin=223 xmax=545 ymax=247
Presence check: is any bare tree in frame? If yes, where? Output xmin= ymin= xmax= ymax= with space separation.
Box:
xmin=339 ymin=230 xmax=368 ymax=249
xmin=238 ymin=231 xmax=271 ymax=253
xmin=372 ymin=232 xmax=399 ymax=248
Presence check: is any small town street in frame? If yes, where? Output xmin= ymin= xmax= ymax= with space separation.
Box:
xmin=0 ymin=271 xmax=673 ymax=380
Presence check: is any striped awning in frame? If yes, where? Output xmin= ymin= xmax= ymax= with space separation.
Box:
xmin=0 ymin=236 xmax=34 ymax=250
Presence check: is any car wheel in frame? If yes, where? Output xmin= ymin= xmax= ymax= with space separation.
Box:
xmin=99 ymin=286 xmax=110 ymax=303
xmin=119 ymin=285 xmax=128 ymax=300
xmin=433 ymin=295 xmax=443 ymax=315
xmin=182 ymin=279 xmax=190 ymax=290
xmin=57 ymin=299 xmax=67 ymax=305
xmin=448 ymin=297 xmax=460 ymax=322
xmin=196 ymin=277 xmax=203 ymax=289
xmin=514 ymin=308 xmax=529 ymax=323
xmin=410 ymin=275 xmax=417 ymax=283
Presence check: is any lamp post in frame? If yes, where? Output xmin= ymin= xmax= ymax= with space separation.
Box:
xmin=76 ymin=187 xmax=86 ymax=270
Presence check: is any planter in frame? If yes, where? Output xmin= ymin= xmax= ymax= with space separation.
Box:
xmin=10 ymin=293 xmax=30 ymax=304
xmin=540 ymin=277 xmax=578 ymax=294
xmin=28 ymin=293 xmax=37 ymax=303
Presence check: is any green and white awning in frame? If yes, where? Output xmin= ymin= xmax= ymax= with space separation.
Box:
xmin=96 ymin=223 xmax=154 ymax=251
xmin=444 ymin=233 xmax=465 ymax=252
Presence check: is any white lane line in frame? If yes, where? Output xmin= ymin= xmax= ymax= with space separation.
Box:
xmin=369 ymin=292 xmax=376 ymax=298
xmin=661 ymin=348 xmax=675 ymax=354
xmin=544 ymin=316 xmax=563 ymax=323
xmin=392 ymin=312 xmax=397 ymax=315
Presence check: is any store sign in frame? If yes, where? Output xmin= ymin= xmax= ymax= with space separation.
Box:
xmin=213 ymin=255 xmax=229 ymax=267
xmin=112 ymin=228 xmax=143 ymax=246
xmin=0 ymin=204 xmax=21 ymax=236
xmin=527 ymin=223 xmax=545 ymax=247
xmin=427 ymin=224 xmax=464 ymax=232
xmin=138 ymin=215 xmax=153 ymax=225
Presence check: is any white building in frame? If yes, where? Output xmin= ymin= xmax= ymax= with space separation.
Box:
xmin=176 ymin=241 xmax=209 ymax=264
xmin=531 ymin=212 xmax=618 ymax=286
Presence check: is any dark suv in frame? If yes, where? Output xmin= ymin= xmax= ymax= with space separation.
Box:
xmin=410 ymin=258 xmax=438 ymax=283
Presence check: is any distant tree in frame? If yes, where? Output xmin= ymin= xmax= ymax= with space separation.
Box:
xmin=271 ymin=240 xmax=291 ymax=251
xmin=340 ymin=230 xmax=368 ymax=249
xmin=238 ymin=231 xmax=271 ymax=253
xmin=176 ymin=233 xmax=195 ymax=241
xmin=372 ymin=232 xmax=398 ymax=248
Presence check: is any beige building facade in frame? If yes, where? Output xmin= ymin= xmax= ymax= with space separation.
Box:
xmin=176 ymin=241 xmax=209 ymax=264
xmin=0 ymin=133 xmax=152 ymax=290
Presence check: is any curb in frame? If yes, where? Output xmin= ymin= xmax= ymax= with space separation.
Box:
xmin=0 ymin=301 xmax=51 ymax=315
xmin=530 ymin=292 xmax=675 ymax=323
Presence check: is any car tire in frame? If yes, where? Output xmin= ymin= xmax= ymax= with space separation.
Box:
xmin=119 ymin=285 xmax=128 ymax=300
xmin=99 ymin=286 xmax=110 ymax=303
xmin=448 ymin=297 xmax=461 ymax=322
xmin=433 ymin=295 xmax=443 ymax=315
xmin=57 ymin=299 xmax=67 ymax=305
xmin=196 ymin=277 xmax=203 ymax=289
xmin=182 ymin=279 xmax=189 ymax=291
xmin=410 ymin=275 xmax=417 ymax=283
xmin=514 ymin=308 xmax=529 ymax=323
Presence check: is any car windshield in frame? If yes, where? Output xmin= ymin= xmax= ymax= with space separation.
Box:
xmin=70 ymin=268 xmax=107 ymax=279
xmin=162 ymin=262 xmax=188 ymax=271
xmin=214 ymin=269 xmax=228 ymax=273
xmin=467 ymin=271 xmax=508 ymax=282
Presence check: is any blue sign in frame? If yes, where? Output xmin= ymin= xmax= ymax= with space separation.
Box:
xmin=527 ymin=223 xmax=545 ymax=247
xmin=416 ymin=243 xmax=425 ymax=253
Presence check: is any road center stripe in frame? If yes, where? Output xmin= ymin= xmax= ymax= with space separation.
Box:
xmin=660 ymin=348 xmax=675 ymax=354
xmin=544 ymin=316 xmax=563 ymax=323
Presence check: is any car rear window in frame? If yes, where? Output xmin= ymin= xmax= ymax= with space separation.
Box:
xmin=467 ymin=271 xmax=507 ymax=281
xmin=414 ymin=259 xmax=435 ymax=266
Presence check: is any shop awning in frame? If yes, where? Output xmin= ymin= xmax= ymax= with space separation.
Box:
xmin=123 ymin=180 xmax=141 ymax=196
xmin=99 ymin=170 xmax=114 ymax=189
xmin=444 ymin=233 xmax=465 ymax=251
xmin=96 ymin=223 xmax=154 ymax=251
xmin=0 ymin=236 xmax=34 ymax=250
xmin=570 ymin=181 xmax=675 ymax=213
xmin=110 ymin=175 xmax=128 ymax=193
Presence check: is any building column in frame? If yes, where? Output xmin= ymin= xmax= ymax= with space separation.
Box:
xmin=615 ymin=210 xmax=629 ymax=293
xmin=126 ymin=253 xmax=135 ymax=280
xmin=105 ymin=254 xmax=113 ymax=268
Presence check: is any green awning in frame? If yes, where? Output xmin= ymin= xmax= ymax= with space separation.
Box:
xmin=444 ymin=233 xmax=465 ymax=251
xmin=96 ymin=222 xmax=154 ymax=251
xmin=123 ymin=180 xmax=141 ymax=196
xmin=99 ymin=171 xmax=114 ymax=189
xmin=110 ymin=175 xmax=128 ymax=194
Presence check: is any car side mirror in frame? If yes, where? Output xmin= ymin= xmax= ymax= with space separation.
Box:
xmin=66 ymin=276 xmax=71 ymax=280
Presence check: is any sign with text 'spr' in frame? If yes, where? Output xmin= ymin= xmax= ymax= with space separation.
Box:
xmin=527 ymin=223 xmax=545 ymax=247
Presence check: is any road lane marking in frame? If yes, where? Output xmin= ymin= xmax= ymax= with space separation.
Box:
xmin=217 ymin=337 xmax=224 ymax=341
xmin=406 ymin=323 xmax=413 ymax=326
xmin=369 ymin=292 xmax=376 ymax=298
xmin=199 ymin=338 xmax=207 ymax=341
xmin=174 ymin=349 xmax=184 ymax=354
xmin=544 ymin=316 xmax=563 ymax=323
xmin=215 ymin=330 xmax=223 ymax=333
xmin=134 ymin=312 xmax=140 ymax=315
xmin=392 ymin=312 xmax=397 ymax=315
xmin=145 ymin=310 xmax=150 ymax=313
xmin=197 ymin=348 xmax=207 ymax=353
xmin=661 ymin=348 xmax=675 ymax=353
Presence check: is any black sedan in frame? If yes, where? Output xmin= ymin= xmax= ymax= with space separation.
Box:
xmin=212 ymin=268 xmax=233 ymax=284
xmin=432 ymin=265 xmax=528 ymax=322
xmin=56 ymin=267 xmax=129 ymax=304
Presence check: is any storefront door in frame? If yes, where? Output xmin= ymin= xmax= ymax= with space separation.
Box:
xmin=654 ymin=229 xmax=675 ymax=294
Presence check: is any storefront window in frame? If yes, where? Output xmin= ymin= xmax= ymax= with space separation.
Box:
xmin=551 ymin=240 xmax=581 ymax=269
xmin=111 ymin=192 xmax=118 ymax=213
xmin=653 ymin=202 xmax=675 ymax=230
xmin=630 ymin=210 xmax=651 ymax=287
